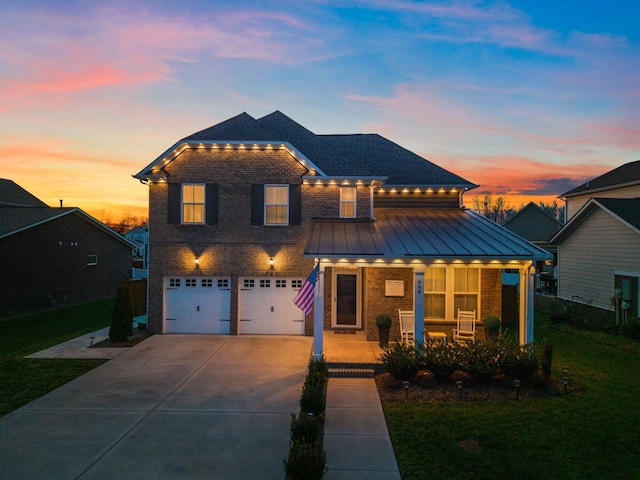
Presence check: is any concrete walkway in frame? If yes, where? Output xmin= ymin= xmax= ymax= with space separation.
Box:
xmin=26 ymin=327 xmax=127 ymax=359
xmin=324 ymin=378 xmax=401 ymax=480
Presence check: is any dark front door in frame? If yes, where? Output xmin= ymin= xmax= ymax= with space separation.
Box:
xmin=336 ymin=273 xmax=357 ymax=327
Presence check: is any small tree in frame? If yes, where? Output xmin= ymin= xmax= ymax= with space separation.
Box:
xmin=109 ymin=280 xmax=133 ymax=343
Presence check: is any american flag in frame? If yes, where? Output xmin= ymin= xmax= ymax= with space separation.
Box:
xmin=293 ymin=264 xmax=319 ymax=316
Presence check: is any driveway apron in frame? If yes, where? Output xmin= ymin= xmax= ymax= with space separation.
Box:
xmin=0 ymin=335 xmax=313 ymax=480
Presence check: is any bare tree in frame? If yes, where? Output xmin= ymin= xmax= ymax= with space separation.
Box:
xmin=538 ymin=201 xmax=565 ymax=224
xmin=470 ymin=195 xmax=514 ymax=224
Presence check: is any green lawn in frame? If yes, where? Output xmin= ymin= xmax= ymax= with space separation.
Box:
xmin=0 ymin=299 xmax=114 ymax=417
xmin=383 ymin=312 xmax=640 ymax=480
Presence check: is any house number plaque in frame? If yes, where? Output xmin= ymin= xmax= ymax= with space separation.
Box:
xmin=385 ymin=280 xmax=404 ymax=297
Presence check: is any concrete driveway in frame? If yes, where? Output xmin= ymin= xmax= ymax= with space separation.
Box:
xmin=0 ymin=335 xmax=313 ymax=480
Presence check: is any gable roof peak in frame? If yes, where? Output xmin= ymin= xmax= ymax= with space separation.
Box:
xmin=561 ymin=159 xmax=640 ymax=197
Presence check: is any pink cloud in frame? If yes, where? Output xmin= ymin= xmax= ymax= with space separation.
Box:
xmin=0 ymin=6 xmax=319 ymax=104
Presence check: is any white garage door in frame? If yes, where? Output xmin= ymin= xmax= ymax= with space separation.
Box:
xmin=164 ymin=276 xmax=231 ymax=334
xmin=238 ymin=277 xmax=305 ymax=335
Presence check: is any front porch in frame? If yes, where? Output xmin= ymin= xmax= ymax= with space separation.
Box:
xmin=305 ymin=208 xmax=553 ymax=358
xmin=323 ymin=329 xmax=383 ymax=364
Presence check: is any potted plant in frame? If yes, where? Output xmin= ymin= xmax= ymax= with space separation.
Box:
xmin=375 ymin=313 xmax=392 ymax=348
xmin=482 ymin=315 xmax=501 ymax=339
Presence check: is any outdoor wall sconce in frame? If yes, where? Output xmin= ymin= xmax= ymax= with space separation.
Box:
xmin=195 ymin=257 xmax=200 ymax=269
xmin=268 ymin=257 xmax=275 ymax=274
xmin=514 ymin=379 xmax=521 ymax=400
xmin=456 ymin=380 xmax=463 ymax=400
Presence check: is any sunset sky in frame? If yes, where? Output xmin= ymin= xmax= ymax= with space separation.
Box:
xmin=2 ymin=1 xmax=639 ymax=222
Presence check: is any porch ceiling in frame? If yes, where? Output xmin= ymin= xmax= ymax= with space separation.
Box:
xmin=305 ymin=208 xmax=552 ymax=261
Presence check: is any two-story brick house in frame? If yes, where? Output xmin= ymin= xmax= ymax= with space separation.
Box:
xmin=134 ymin=111 xmax=550 ymax=356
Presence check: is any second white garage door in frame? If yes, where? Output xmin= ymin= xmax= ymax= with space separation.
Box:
xmin=238 ymin=277 xmax=305 ymax=335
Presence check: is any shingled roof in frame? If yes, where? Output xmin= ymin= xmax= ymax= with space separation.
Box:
xmin=550 ymin=197 xmax=640 ymax=243
xmin=141 ymin=111 xmax=477 ymax=188
xmin=0 ymin=179 xmax=48 ymax=207
xmin=561 ymin=160 xmax=640 ymax=197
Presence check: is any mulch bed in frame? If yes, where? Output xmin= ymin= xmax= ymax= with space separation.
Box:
xmin=90 ymin=331 xmax=151 ymax=348
xmin=375 ymin=371 xmax=569 ymax=403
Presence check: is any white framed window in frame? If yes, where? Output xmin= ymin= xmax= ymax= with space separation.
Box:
xmin=265 ymin=185 xmax=289 ymax=225
xmin=424 ymin=268 xmax=446 ymax=319
xmin=454 ymin=268 xmax=479 ymax=314
xmin=182 ymin=184 xmax=205 ymax=224
xmin=340 ymin=186 xmax=356 ymax=218
xmin=86 ymin=254 xmax=98 ymax=266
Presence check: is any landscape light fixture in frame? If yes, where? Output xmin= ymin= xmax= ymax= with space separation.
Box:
xmin=514 ymin=379 xmax=521 ymax=400
xmin=562 ymin=377 xmax=569 ymax=395
xmin=90 ymin=336 xmax=95 ymax=347
xmin=403 ymin=381 xmax=411 ymax=402
xmin=456 ymin=380 xmax=463 ymax=401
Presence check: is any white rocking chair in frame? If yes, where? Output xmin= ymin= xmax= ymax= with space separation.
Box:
xmin=453 ymin=309 xmax=476 ymax=344
xmin=398 ymin=309 xmax=415 ymax=345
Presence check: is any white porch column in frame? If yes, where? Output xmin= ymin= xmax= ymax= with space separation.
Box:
xmin=312 ymin=266 xmax=325 ymax=359
xmin=526 ymin=265 xmax=535 ymax=344
xmin=519 ymin=266 xmax=535 ymax=344
xmin=413 ymin=270 xmax=425 ymax=346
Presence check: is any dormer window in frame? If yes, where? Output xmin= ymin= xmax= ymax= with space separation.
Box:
xmin=182 ymin=184 xmax=205 ymax=224
xmin=340 ymin=186 xmax=356 ymax=218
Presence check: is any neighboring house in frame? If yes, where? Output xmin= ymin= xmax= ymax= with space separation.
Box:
xmin=551 ymin=160 xmax=640 ymax=322
xmin=0 ymin=179 xmax=136 ymax=317
xmin=562 ymin=160 xmax=640 ymax=219
xmin=134 ymin=111 xmax=551 ymax=355
xmin=125 ymin=225 xmax=149 ymax=268
xmin=503 ymin=202 xmax=563 ymax=293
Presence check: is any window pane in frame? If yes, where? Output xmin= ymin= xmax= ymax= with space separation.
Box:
xmin=454 ymin=294 xmax=478 ymax=313
xmin=275 ymin=186 xmax=288 ymax=204
xmin=341 ymin=202 xmax=355 ymax=217
xmin=193 ymin=185 xmax=205 ymax=203
xmin=341 ymin=187 xmax=355 ymax=201
xmin=266 ymin=205 xmax=276 ymax=224
xmin=425 ymin=294 xmax=445 ymax=318
xmin=426 ymin=269 xmax=446 ymax=292
xmin=183 ymin=184 xmax=194 ymax=202
xmin=275 ymin=205 xmax=287 ymax=224
xmin=467 ymin=268 xmax=479 ymax=292
xmin=266 ymin=186 xmax=277 ymax=204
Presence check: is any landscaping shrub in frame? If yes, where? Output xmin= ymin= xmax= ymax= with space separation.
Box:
xmin=418 ymin=342 xmax=461 ymax=380
xmin=283 ymin=440 xmax=327 ymax=480
xmin=109 ymin=281 xmax=133 ymax=343
xmin=285 ymin=357 xmax=328 ymax=480
xmin=378 ymin=342 xmax=421 ymax=380
xmin=457 ymin=340 xmax=501 ymax=381
xmin=289 ymin=412 xmax=321 ymax=445
xmin=300 ymin=357 xmax=328 ymax=417
xmin=499 ymin=339 xmax=539 ymax=380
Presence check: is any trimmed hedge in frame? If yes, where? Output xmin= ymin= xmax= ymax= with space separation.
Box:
xmin=284 ymin=357 xmax=328 ymax=480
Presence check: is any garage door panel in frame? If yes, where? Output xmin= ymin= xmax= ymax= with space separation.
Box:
xmin=164 ymin=277 xmax=230 ymax=334
xmin=239 ymin=277 xmax=305 ymax=335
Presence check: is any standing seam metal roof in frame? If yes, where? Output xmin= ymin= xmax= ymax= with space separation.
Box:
xmin=305 ymin=208 xmax=552 ymax=260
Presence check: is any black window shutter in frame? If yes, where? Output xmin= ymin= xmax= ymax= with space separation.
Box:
xmin=168 ymin=183 xmax=180 ymax=224
xmin=289 ymin=184 xmax=301 ymax=226
xmin=206 ymin=183 xmax=218 ymax=225
xmin=251 ymin=184 xmax=264 ymax=225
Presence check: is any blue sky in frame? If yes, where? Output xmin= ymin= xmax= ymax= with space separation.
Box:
xmin=2 ymin=0 xmax=638 ymax=220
